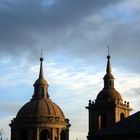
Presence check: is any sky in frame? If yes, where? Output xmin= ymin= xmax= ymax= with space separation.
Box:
xmin=0 ymin=0 xmax=140 ymax=139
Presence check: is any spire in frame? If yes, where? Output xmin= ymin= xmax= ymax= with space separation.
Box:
xmin=32 ymin=55 xmax=49 ymax=99
xmin=106 ymin=55 xmax=112 ymax=74
xmin=106 ymin=46 xmax=112 ymax=74
xmin=103 ymin=47 xmax=114 ymax=89
xmin=39 ymin=57 xmax=44 ymax=79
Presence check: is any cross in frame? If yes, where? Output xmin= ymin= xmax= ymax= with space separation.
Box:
xmin=41 ymin=49 xmax=43 ymax=57
xmin=107 ymin=45 xmax=110 ymax=56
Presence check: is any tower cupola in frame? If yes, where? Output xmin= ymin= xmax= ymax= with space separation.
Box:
xmin=96 ymin=54 xmax=122 ymax=102
xmin=103 ymin=55 xmax=115 ymax=89
xmin=33 ymin=56 xmax=49 ymax=99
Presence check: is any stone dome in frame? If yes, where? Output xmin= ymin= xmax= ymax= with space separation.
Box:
xmin=96 ymin=88 xmax=122 ymax=102
xmin=10 ymin=57 xmax=70 ymax=140
xmin=16 ymin=57 xmax=66 ymax=121
xmin=34 ymin=78 xmax=48 ymax=86
xmin=17 ymin=98 xmax=65 ymax=119
xmin=95 ymin=55 xmax=123 ymax=103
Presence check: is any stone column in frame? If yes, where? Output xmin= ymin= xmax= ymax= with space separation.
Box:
xmin=58 ymin=129 xmax=61 ymax=140
xmin=36 ymin=128 xmax=40 ymax=140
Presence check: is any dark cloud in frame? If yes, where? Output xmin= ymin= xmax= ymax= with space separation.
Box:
xmin=0 ymin=0 xmax=140 ymax=73
xmin=0 ymin=0 xmax=122 ymax=55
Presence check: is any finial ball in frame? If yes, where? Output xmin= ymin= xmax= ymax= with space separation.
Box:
xmin=40 ymin=57 xmax=43 ymax=61
xmin=107 ymin=55 xmax=111 ymax=59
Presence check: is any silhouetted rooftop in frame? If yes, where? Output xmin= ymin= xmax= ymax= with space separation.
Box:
xmin=98 ymin=111 xmax=140 ymax=135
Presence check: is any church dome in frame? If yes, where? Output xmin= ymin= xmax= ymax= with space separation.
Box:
xmin=34 ymin=78 xmax=48 ymax=86
xmin=16 ymin=98 xmax=65 ymax=119
xmin=96 ymin=88 xmax=122 ymax=102
xmin=10 ymin=56 xmax=70 ymax=140
xmin=16 ymin=56 xmax=65 ymax=120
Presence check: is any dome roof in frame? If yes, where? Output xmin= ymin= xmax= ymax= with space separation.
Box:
xmin=17 ymin=98 xmax=65 ymax=119
xmin=95 ymin=55 xmax=123 ymax=103
xmin=96 ymin=88 xmax=122 ymax=102
xmin=34 ymin=78 xmax=48 ymax=86
xmin=16 ymin=57 xmax=65 ymax=121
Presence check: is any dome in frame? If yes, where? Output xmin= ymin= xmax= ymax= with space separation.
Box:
xmin=34 ymin=78 xmax=48 ymax=86
xmin=16 ymin=57 xmax=65 ymax=120
xmin=17 ymin=98 xmax=65 ymax=119
xmin=95 ymin=55 xmax=123 ymax=103
xmin=96 ymin=88 xmax=122 ymax=102
xmin=10 ymin=56 xmax=70 ymax=140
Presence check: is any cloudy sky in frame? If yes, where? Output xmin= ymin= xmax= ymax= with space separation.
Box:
xmin=0 ymin=0 xmax=140 ymax=139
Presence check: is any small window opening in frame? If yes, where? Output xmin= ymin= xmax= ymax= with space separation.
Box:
xmin=120 ymin=113 xmax=125 ymax=121
xmin=98 ymin=113 xmax=107 ymax=130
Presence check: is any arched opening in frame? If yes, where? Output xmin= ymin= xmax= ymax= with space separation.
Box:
xmin=41 ymin=87 xmax=44 ymax=97
xmin=61 ymin=130 xmax=66 ymax=140
xmin=120 ymin=113 xmax=125 ymax=121
xmin=110 ymin=81 xmax=111 ymax=86
xmin=40 ymin=129 xmax=50 ymax=140
xmin=20 ymin=130 xmax=28 ymax=140
xmin=98 ymin=113 xmax=107 ymax=130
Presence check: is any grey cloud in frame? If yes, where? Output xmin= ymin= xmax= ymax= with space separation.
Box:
xmin=0 ymin=0 xmax=122 ymax=56
xmin=0 ymin=0 xmax=140 ymax=73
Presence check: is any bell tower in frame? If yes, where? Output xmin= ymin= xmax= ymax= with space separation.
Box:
xmin=86 ymin=54 xmax=132 ymax=140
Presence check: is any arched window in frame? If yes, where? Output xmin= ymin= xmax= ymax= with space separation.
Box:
xmin=20 ymin=130 xmax=28 ymax=140
xmin=110 ymin=81 xmax=111 ymax=86
xmin=41 ymin=87 xmax=44 ymax=97
xmin=55 ymin=136 xmax=57 ymax=140
xmin=61 ymin=130 xmax=66 ymax=140
xmin=98 ymin=113 xmax=107 ymax=130
xmin=40 ymin=129 xmax=50 ymax=140
xmin=120 ymin=113 xmax=125 ymax=121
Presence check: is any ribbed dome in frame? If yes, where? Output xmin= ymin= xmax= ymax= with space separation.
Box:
xmin=17 ymin=98 xmax=65 ymax=119
xmin=10 ymin=57 xmax=70 ymax=140
xmin=34 ymin=78 xmax=48 ymax=86
xmin=16 ymin=57 xmax=65 ymax=121
xmin=96 ymin=88 xmax=122 ymax=102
